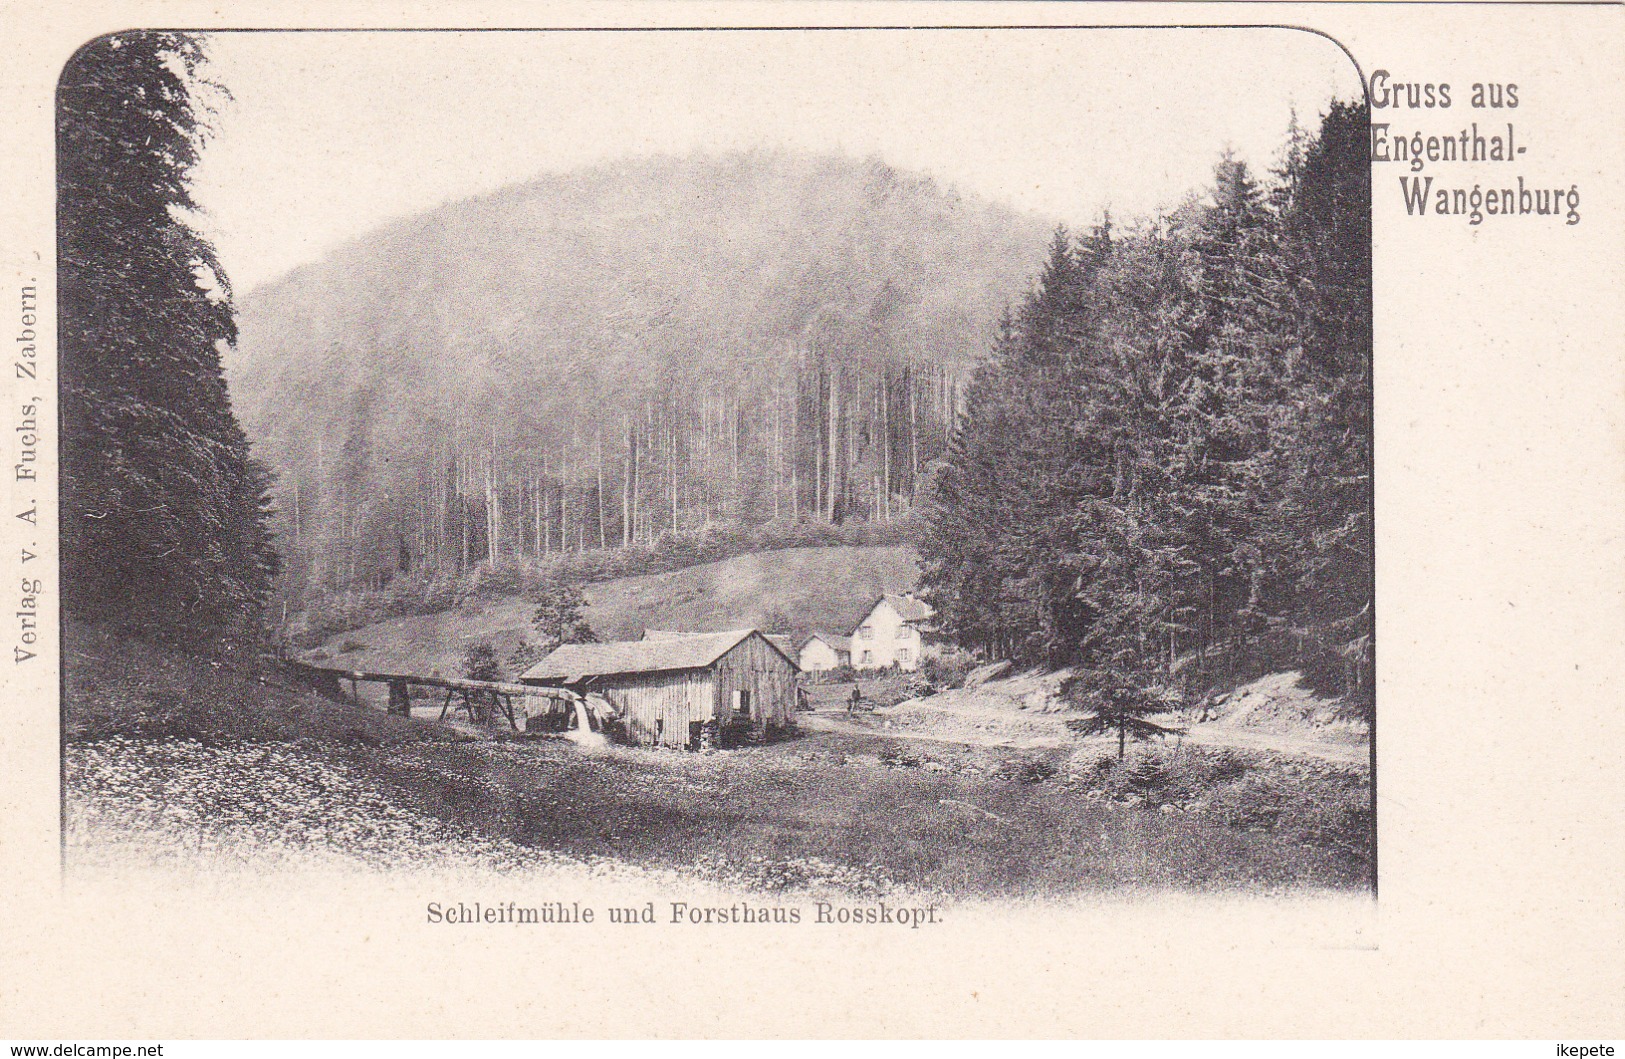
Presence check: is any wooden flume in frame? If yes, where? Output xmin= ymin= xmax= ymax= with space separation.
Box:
xmin=281 ymin=658 xmax=585 ymax=730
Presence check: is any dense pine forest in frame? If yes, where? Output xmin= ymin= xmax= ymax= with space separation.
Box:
xmin=228 ymin=153 xmax=1051 ymax=626
xmin=920 ymin=103 xmax=1372 ymax=704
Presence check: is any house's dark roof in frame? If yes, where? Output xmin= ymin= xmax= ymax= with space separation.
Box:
xmin=522 ymin=629 xmax=796 ymax=682
xmin=857 ymin=593 xmax=934 ymax=628
xmin=885 ymin=593 xmax=934 ymax=623
xmin=800 ymin=631 xmax=850 ymax=654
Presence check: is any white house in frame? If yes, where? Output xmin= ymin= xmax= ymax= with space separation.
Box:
xmin=849 ymin=593 xmax=934 ymax=671
xmin=797 ymin=632 xmax=849 ymax=674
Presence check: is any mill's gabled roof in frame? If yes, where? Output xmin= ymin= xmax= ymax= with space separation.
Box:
xmin=521 ymin=628 xmax=796 ymax=682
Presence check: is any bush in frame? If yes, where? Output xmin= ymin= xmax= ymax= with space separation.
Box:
xmin=1125 ymin=756 xmax=1168 ymax=790
xmin=1016 ymin=759 xmax=1058 ymax=784
xmin=918 ymin=651 xmax=976 ymax=691
xmin=472 ymin=562 xmax=528 ymax=598
xmin=1201 ymin=749 xmax=1249 ymax=783
xmin=878 ymin=745 xmax=921 ymax=768
xmin=463 ymin=640 xmax=501 ymax=683
xmin=529 ymin=574 xmax=595 ymax=650
xmin=1086 ymin=747 xmax=1205 ymax=802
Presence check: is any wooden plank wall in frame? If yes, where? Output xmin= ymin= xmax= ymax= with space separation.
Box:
xmin=712 ymin=633 xmax=799 ymax=731
xmin=600 ymin=670 xmax=713 ymax=749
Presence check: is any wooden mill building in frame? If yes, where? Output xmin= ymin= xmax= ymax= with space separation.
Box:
xmin=519 ymin=629 xmax=799 ymax=749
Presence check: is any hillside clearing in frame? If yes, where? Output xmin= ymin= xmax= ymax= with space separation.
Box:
xmin=309 ymin=544 xmax=919 ymax=681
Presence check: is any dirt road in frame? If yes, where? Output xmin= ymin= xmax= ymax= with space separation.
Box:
xmin=803 ymin=700 xmax=1368 ymax=765
xmin=802 ymin=668 xmax=1370 ymax=766
xmin=1177 ymin=723 xmax=1369 ymax=765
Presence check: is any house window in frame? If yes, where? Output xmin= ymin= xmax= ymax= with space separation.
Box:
xmin=859 ymin=625 xmax=874 ymax=640
xmin=861 ymin=650 xmax=873 ymax=665
xmin=899 ymin=626 xmax=913 ymax=640
xmin=735 ymin=688 xmax=751 ymax=718
xmin=898 ymin=648 xmax=911 ymax=664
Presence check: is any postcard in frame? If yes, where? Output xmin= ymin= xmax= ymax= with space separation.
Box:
xmin=2 ymin=1 xmax=1621 ymax=1041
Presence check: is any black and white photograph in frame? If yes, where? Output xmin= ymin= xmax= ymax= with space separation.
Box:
xmin=55 ymin=26 xmax=1374 ymax=906
xmin=6 ymin=0 xmax=1625 ymax=1043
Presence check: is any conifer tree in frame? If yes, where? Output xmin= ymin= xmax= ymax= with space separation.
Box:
xmin=1271 ymin=100 xmax=1374 ymax=699
xmin=1062 ymin=669 xmax=1184 ymax=759
xmin=59 ymin=32 xmax=278 ymax=646
xmin=918 ymin=315 xmax=1016 ymax=657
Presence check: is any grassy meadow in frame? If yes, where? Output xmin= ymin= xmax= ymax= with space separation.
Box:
xmin=306 ymin=545 xmax=920 ymax=681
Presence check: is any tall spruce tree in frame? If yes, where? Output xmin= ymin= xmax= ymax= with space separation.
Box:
xmin=59 ymin=32 xmax=278 ymax=647
xmin=1272 ymin=100 xmax=1374 ymax=700
xmin=923 ymin=221 xmax=1120 ymax=665
xmin=1177 ymin=154 xmax=1289 ymax=675
xmin=918 ymin=313 xmax=1018 ymax=658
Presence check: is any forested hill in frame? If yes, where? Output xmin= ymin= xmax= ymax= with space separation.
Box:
xmin=229 ymin=150 xmax=1052 ymax=600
